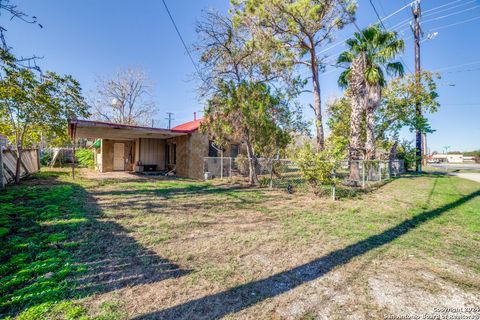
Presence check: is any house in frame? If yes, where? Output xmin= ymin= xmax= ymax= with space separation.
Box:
xmin=68 ymin=115 xmax=242 ymax=179
xmin=431 ymin=153 xmax=464 ymax=163
xmin=463 ymin=156 xmax=476 ymax=163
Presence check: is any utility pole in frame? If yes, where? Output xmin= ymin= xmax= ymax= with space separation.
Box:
xmin=165 ymin=112 xmax=174 ymax=129
xmin=412 ymin=0 xmax=422 ymax=172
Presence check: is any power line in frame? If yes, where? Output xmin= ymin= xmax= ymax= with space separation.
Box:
xmin=367 ymin=0 xmax=412 ymax=74
xmin=423 ymin=0 xmax=463 ymax=14
xmin=390 ymin=0 xmax=477 ymax=31
xmin=369 ymin=0 xmax=387 ymax=29
xmin=318 ymin=2 xmax=413 ymax=56
xmin=422 ymin=0 xmax=477 ymax=18
xmin=422 ymin=5 xmax=480 ymax=24
xmin=434 ymin=60 xmax=480 ymax=72
xmin=161 ymin=0 xmax=200 ymax=77
xmin=377 ymin=1 xmax=414 ymax=24
xmin=443 ymin=67 xmax=480 ymax=74
xmin=428 ymin=15 xmax=480 ymax=32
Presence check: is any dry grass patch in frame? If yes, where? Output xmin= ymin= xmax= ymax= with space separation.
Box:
xmin=3 ymin=169 xmax=479 ymax=319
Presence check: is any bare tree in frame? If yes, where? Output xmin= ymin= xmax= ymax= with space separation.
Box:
xmin=0 ymin=0 xmax=43 ymax=71
xmin=89 ymin=68 xmax=157 ymax=126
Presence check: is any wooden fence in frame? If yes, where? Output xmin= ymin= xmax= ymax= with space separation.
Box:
xmin=1 ymin=148 xmax=40 ymax=187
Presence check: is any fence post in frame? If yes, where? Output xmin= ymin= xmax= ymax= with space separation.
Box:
xmin=362 ymin=161 xmax=366 ymax=188
xmin=332 ymin=164 xmax=336 ymax=201
xmin=379 ymin=162 xmax=382 ymax=182
xmin=229 ymin=158 xmax=232 ymax=178
xmin=220 ymin=154 xmax=223 ymax=179
xmin=0 ymin=144 xmax=5 ymax=190
xmin=269 ymin=159 xmax=273 ymax=189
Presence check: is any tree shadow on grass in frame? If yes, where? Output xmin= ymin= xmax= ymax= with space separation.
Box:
xmin=133 ymin=190 xmax=480 ymax=320
xmin=91 ymin=184 xmax=267 ymax=213
xmin=0 ymin=172 xmax=190 ymax=318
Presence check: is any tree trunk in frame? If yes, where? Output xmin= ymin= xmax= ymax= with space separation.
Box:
xmin=348 ymin=55 xmax=367 ymax=184
xmin=245 ymin=140 xmax=258 ymax=185
xmin=388 ymin=141 xmax=398 ymax=176
xmin=15 ymin=147 xmax=23 ymax=184
xmin=365 ymin=84 xmax=381 ymax=160
xmin=310 ymin=49 xmax=325 ymax=150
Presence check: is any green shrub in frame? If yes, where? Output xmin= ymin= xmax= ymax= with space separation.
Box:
xmin=235 ymin=154 xmax=249 ymax=175
xmin=396 ymin=140 xmax=417 ymax=171
xmin=259 ymin=176 xmax=270 ymax=187
xmin=295 ymin=143 xmax=335 ymax=196
xmin=75 ymin=149 xmax=94 ymax=168
xmin=40 ymin=150 xmax=53 ymax=166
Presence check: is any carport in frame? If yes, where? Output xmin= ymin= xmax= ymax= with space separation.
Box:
xmin=68 ymin=119 xmax=187 ymax=173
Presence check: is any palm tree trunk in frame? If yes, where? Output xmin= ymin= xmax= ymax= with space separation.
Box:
xmin=365 ymin=84 xmax=381 ymax=160
xmin=348 ymin=56 xmax=367 ymax=184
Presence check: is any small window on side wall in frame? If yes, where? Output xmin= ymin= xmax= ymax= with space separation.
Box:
xmin=230 ymin=144 xmax=239 ymax=158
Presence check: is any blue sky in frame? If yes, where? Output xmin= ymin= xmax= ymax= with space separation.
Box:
xmin=5 ymin=0 xmax=480 ymax=152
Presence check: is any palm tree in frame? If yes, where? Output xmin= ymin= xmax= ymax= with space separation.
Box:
xmin=338 ymin=25 xmax=405 ymax=162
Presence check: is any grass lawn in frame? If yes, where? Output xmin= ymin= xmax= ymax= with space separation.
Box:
xmin=1 ymin=169 xmax=479 ymax=319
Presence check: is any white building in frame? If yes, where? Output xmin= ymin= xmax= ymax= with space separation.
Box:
xmin=431 ymin=154 xmax=464 ymax=163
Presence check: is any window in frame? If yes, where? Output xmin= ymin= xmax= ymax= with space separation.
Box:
xmin=173 ymin=144 xmax=177 ymax=165
xmin=208 ymin=141 xmax=218 ymax=157
xmin=230 ymin=144 xmax=239 ymax=158
xmin=165 ymin=143 xmax=170 ymax=166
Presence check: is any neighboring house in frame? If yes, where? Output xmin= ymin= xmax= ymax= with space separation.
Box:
xmin=68 ymin=115 xmax=243 ymax=179
xmin=463 ymin=156 xmax=476 ymax=163
xmin=431 ymin=154 xmax=464 ymax=163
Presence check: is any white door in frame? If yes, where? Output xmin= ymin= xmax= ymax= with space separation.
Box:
xmin=113 ymin=143 xmax=125 ymax=171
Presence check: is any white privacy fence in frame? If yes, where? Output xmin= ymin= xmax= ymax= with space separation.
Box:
xmin=204 ymin=157 xmax=405 ymax=189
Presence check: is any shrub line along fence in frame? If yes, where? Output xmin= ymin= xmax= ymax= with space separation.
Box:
xmin=0 ymin=146 xmax=40 ymax=188
xmin=203 ymin=157 xmax=405 ymax=197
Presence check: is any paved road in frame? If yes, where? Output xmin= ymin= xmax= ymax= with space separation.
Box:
xmin=428 ymin=163 xmax=480 ymax=171
xmin=451 ymin=173 xmax=480 ymax=183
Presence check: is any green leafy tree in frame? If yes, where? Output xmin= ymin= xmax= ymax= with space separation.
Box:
xmin=338 ymin=25 xmax=404 ymax=160
xmin=0 ymin=63 xmax=89 ymax=182
xmin=202 ymin=80 xmax=303 ymax=184
xmin=380 ymin=71 xmax=440 ymax=140
xmin=231 ymin=0 xmax=356 ymax=150
xmin=326 ymin=95 xmax=367 ymax=160
xmin=196 ymin=11 xmax=304 ymax=184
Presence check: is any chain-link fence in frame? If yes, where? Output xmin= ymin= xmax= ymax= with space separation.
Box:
xmin=204 ymin=157 xmax=404 ymax=190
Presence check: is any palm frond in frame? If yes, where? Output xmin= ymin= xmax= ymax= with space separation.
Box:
xmin=386 ymin=61 xmax=404 ymax=77
xmin=337 ymin=51 xmax=355 ymax=64
xmin=338 ymin=69 xmax=351 ymax=89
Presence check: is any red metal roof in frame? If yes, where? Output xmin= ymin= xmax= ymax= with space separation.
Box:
xmin=171 ymin=119 xmax=203 ymax=133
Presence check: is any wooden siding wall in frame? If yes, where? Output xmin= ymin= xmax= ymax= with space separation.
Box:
xmin=101 ymin=139 xmax=135 ymax=172
xmin=139 ymin=138 xmax=165 ymax=169
xmin=1 ymin=149 xmax=40 ymax=185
